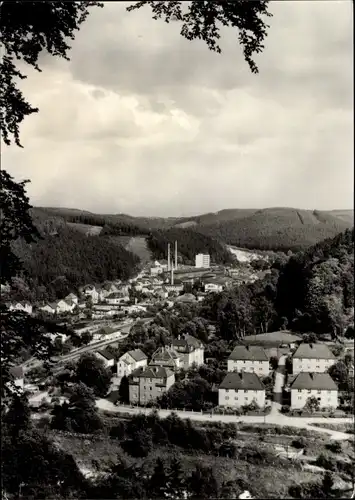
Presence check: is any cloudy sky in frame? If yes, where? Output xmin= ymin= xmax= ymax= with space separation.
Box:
xmin=3 ymin=1 xmax=353 ymax=216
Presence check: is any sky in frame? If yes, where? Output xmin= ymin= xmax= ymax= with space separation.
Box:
xmin=3 ymin=1 xmax=353 ymax=217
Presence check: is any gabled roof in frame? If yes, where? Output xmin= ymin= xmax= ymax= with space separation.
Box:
xmin=290 ymin=372 xmax=338 ymax=391
xmin=66 ymin=293 xmax=77 ymax=299
xmin=130 ymin=365 xmax=173 ymax=380
xmin=243 ymin=331 xmax=302 ymax=346
xmin=172 ymin=334 xmax=203 ymax=351
xmin=292 ymin=343 xmax=336 ymax=360
xmin=219 ymin=372 xmax=265 ymax=391
xmin=127 ymin=348 xmax=148 ymax=362
xmin=229 ymin=345 xmax=268 ymax=362
xmin=9 ymin=366 xmax=24 ymax=379
xmin=96 ymin=349 xmax=115 ymax=361
xmin=150 ymin=347 xmax=181 ymax=365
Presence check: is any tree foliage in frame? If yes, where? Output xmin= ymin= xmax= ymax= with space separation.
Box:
xmin=128 ymin=1 xmax=272 ymax=74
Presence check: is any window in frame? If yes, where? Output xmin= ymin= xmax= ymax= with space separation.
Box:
xmin=225 ymin=396 xmax=229 ymax=400
xmin=328 ymin=390 xmax=331 ymax=394
xmin=298 ymin=389 xmax=302 ymax=393
xmin=308 ymin=390 xmax=311 ymax=393
xmin=317 ymin=390 xmax=321 ymax=394
xmin=298 ymin=396 xmax=302 ymax=400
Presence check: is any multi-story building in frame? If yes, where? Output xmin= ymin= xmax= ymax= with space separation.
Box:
xmin=290 ymin=372 xmax=338 ymax=410
xmin=129 ymin=365 xmax=175 ymax=405
xmin=292 ymin=343 xmax=336 ymax=375
xmin=149 ymin=346 xmax=183 ymax=371
xmin=117 ymin=349 xmax=148 ymax=379
xmin=218 ymin=372 xmax=266 ymax=409
xmin=7 ymin=301 xmax=33 ymax=315
xmin=172 ymin=334 xmax=205 ymax=370
xmin=195 ymin=254 xmax=210 ymax=269
xmin=228 ymin=345 xmax=269 ymax=376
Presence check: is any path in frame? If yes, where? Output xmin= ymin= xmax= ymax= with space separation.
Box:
xmin=270 ymin=354 xmax=287 ymax=415
xmin=96 ymin=399 xmax=353 ymax=441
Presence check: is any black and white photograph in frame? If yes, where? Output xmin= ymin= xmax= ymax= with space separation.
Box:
xmin=1 ymin=1 xmax=354 ymax=499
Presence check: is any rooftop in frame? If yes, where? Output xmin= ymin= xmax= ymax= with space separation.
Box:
xmin=219 ymin=372 xmax=265 ymax=391
xmin=172 ymin=334 xmax=203 ymax=351
xmin=130 ymin=365 xmax=173 ymax=380
xmin=293 ymin=343 xmax=336 ymax=360
xmin=96 ymin=349 xmax=115 ymax=361
xmin=290 ymin=372 xmax=338 ymax=391
xmin=229 ymin=345 xmax=268 ymax=362
xmin=128 ymin=348 xmax=148 ymax=362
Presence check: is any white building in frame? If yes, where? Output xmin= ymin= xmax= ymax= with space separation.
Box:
xmin=218 ymin=372 xmax=266 ymax=409
xmin=172 ymin=334 xmax=205 ymax=370
xmin=83 ymin=285 xmax=99 ymax=304
xmin=204 ymin=282 xmax=223 ymax=293
xmin=117 ymin=349 xmax=148 ymax=379
xmin=7 ymin=302 xmax=33 ymax=315
xmin=56 ymin=299 xmax=76 ymax=314
xmin=292 ymin=343 xmax=336 ymax=375
xmin=94 ymin=349 xmax=115 ymax=368
xmin=228 ymin=345 xmax=270 ymax=376
xmin=65 ymin=293 xmax=78 ymax=305
xmin=195 ymin=253 xmax=210 ymax=269
xmin=8 ymin=366 xmax=25 ymax=392
xmin=106 ymin=293 xmax=128 ymax=305
xmin=290 ymin=372 xmax=338 ymax=410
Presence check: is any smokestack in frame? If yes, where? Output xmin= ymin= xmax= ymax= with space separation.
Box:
xmin=175 ymin=240 xmax=178 ymax=271
xmin=167 ymin=243 xmax=171 ymax=271
xmin=171 ymin=265 xmax=174 ymax=285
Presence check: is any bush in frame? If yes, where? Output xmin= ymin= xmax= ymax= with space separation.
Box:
xmin=291 ymin=438 xmax=308 ymax=450
xmin=281 ymin=405 xmax=290 ymax=414
xmin=315 ymin=453 xmax=336 ymax=471
xmin=325 ymin=442 xmax=342 ymax=454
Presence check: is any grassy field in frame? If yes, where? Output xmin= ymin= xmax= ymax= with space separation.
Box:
xmin=312 ymin=423 xmax=354 ymax=433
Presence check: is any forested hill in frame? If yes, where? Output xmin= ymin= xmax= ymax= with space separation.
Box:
xmin=35 ymin=206 xmax=353 ymax=252
xmin=11 ymin=224 xmax=140 ymax=302
xmin=147 ymin=228 xmax=233 ymax=265
xmin=193 ymin=208 xmax=353 ymax=252
xmin=201 ymin=228 xmax=354 ymax=339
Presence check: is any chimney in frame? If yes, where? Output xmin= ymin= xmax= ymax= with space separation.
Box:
xmin=171 ymin=266 xmax=174 ymax=285
xmin=167 ymin=244 xmax=171 ymax=271
xmin=175 ymin=240 xmax=178 ymax=271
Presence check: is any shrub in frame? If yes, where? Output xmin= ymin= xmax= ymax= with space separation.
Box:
xmin=281 ymin=405 xmax=290 ymax=414
xmin=325 ymin=442 xmax=342 ymax=454
xmin=291 ymin=438 xmax=307 ymax=450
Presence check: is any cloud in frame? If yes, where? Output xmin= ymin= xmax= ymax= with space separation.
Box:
xmin=3 ymin=0 xmax=353 ymax=216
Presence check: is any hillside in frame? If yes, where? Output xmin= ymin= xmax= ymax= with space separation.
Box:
xmin=35 ymin=206 xmax=353 ymax=252
xmin=11 ymin=223 xmax=140 ymax=302
xmin=193 ymin=208 xmax=353 ymax=251
xmin=201 ymin=228 xmax=354 ymax=339
xmin=147 ymin=228 xmax=233 ymax=265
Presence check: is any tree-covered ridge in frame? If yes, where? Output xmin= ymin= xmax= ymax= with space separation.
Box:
xmin=200 ymin=228 xmax=354 ymax=339
xmin=194 ymin=208 xmax=353 ymax=251
xmin=147 ymin=228 xmax=234 ymax=265
xmin=11 ymin=226 xmax=140 ymax=301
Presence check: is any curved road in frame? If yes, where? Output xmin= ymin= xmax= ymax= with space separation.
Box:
xmin=96 ymin=399 xmax=354 ymax=441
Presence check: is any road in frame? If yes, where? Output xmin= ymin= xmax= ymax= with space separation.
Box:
xmin=96 ymin=399 xmax=354 ymax=441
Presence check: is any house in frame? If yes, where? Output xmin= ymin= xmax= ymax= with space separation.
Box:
xmin=228 ymin=345 xmax=270 ymax=376
xmin=106 ymin=292 xmax=128 ymax=305
xmin=348 ymin=364 xmax=354 ymax=378
xmin=175 ymin=293 xmax=197 ymax=304
xmin=117 ymin=349 xmax=148 ymax=379
xmin=292 ymin=343 xmax=336 ymax=375
xmin=102 ymin=282 xmax=119 ymax=296
xmin=94 ymin=349 xmax=115 ymax=368
xmin=204 ymin=282 xmax=224 ymax=293
xmin=9 ymin=366 xmax=25 ymax=392
xmin=172 ymin=334 xmax=205 ymax=370
xmin=56 ymin=299 xmax=76 ymax=314
xmin=149 ymin=346 xmax=183 ymax=371
xmin=65 ymin=293 xmax=78 ymax=305
xmin=7 ymin=301 xmax=33 ymax=315
xmin=83 ymin=285 xmax=99 ymax=304
xmin=155 ymin=286 xmax=169 ymax=300
xmin=218 ymin=372 xmax=265 ymax=409
xmin=290 ymin=372 xmax=338 ymax=410
xmin=129 ymin=365 xmax=175 ymax=405
xmin=39 ymin=302 xmax=57 ymax=314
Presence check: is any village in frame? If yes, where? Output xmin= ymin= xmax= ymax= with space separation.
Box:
xmin=6 ymin=246 xmax=354 ymax=422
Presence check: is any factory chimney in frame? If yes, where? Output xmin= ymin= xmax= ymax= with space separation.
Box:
xmin=175 ymin=240 xmax=178 ymax=271
xmin=170 ymin=265 xmax=174 ymax=285
xmin=167 ymin=243 xmax=171 ymax=271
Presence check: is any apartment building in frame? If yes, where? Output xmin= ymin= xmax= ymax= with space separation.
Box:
xmin=290 ymin=372 xmax=338 ymax=410
xmin=218 ymin=372 xmax=266 ymax=409
xmin=292 ymin=343 xmax=336 ymax=375
xmin=228 ymin=345 xmax=270 ymax=376
xmin=195 ymin=254 xmax=210 ymax=269
xmin=172 ymin=334 xmax=205 ymax=370
xmin=129 ymin=365 xmax=175 ymax=405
